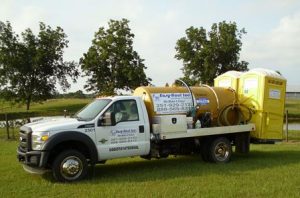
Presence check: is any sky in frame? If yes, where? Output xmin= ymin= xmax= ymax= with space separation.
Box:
xmin=1 ymin=0 xmax=300 ymax=92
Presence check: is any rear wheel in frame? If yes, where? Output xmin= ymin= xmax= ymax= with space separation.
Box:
xmin=208 ymin=137 xmax=232 ymax=163
xmin=52 ymin=149 xmax=88 ymax=182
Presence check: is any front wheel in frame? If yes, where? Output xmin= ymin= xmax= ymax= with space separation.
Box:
xmin=52 ymin=150 xmax=88 ymax=182
xmin=208 ymin=137 xmax=232 ymax=163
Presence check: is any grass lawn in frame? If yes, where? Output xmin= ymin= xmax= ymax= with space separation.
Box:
xmin=0 ymin=98 xmax=92 ymax=120
xmin=284 ymin=130 xmax=300 ymax=141
xmin=0 ymin=98 xmax=92 ymax=113
xmin=1 ymin=129 xmax=300 ymax=197
xmin=285 ymin=98 xmax=300 ymax=119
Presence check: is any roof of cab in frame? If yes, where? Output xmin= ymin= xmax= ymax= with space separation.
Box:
xmin=96 ymin=95 xmax=140 ymax=100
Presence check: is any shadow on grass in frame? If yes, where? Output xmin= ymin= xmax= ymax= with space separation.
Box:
xmin=79 ymin=150 xmax=300 ymax=183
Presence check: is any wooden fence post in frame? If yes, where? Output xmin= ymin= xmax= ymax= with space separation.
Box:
xmin=5 ymin=113 xmax=10 ymax=139
xmin=285 ymin=110 xmax=288 ymax=142
xmin=12 ymin=119 xmax=15 ymax=139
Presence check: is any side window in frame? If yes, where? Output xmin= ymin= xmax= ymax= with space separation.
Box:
xmin=127 ymin=100 xmax=139 ymax=121
xmin=103 ymin=100 xmax=139 ymax=124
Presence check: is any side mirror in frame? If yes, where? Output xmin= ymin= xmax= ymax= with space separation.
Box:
xmin=98 ymin=112 xmax=116 ymax=126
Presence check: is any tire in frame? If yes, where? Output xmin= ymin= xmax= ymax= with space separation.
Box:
xmin=208 ymin=137 xmax=232 ymax=163
xmin=52 ymin=149 xmax=88 ymax=182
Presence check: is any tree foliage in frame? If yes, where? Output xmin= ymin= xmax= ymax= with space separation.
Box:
xmin=80 ymin=19 xmax=151 ymax=95
xmin=175 ymin=21 xmax=248 ymax=85
xmin=0 ymin=21 xmax=78 ymax=110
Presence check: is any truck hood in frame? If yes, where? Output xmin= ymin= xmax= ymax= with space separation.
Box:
xmin=24 ymin=117 xmax=91 ymax=132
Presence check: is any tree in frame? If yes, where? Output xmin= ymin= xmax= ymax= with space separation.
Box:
xmin=80 ymin=19 xmax=151 ymax=95
xmin=175 ymin=21 xmax=248 ymax=85
xmin=0 ymin=21 xmax=78 ymax=110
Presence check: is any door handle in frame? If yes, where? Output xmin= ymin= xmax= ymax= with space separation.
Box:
xmin=139 ymin=125 xmax=144 ymax=133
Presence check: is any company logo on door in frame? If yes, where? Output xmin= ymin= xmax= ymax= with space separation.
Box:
xmin=111 ymin=129 xmax=137 ymax=137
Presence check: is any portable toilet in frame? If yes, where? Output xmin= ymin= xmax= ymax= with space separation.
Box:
xmin=214 ymin=71 xmax=243 ymax=91
xmin=238 ymin=68 xmax=286 ymax=142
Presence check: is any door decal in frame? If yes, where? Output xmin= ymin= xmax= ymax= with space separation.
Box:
xmin=110 ymin=128 xmax=138 ymax=144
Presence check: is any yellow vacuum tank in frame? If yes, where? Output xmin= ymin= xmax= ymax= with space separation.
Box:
xmin=133 ymin=86 xmax=238 ymax=126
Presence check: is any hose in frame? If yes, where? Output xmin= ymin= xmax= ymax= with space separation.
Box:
xmin=175 ymin=79 xmax=198 ymax=119
xmin=201 ymin=84 xmax=220 ymax=111
xmin=176 ymin=79 xmax=197 ymax=107
xmin=217 ymin=103 xmax=254 ymax=126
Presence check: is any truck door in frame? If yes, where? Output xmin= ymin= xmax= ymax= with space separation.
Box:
xmin=95 ymin=99 xmax=149 ymax=160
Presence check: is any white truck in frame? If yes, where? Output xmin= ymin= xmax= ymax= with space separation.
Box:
xmin=17 ymin=93 xmax=255 ymax=182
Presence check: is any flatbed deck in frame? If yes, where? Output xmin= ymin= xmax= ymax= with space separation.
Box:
xmin=159 ymin=124 xmax=256 ymax=140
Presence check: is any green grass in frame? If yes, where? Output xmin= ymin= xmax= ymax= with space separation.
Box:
xmin=285 ymin=99 xmax=300 ymax=119
xmin=29 ymin=98 xmax=92 ymax=114
xmin=1 ymin=129 xmax=300 ymax=197
xmin=284 ymin=130 xmax=300 ymax=141
xmin=0 ymin=98 xmax=92 ymax=120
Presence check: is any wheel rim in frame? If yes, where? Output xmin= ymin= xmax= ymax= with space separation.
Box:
xmin=214 ymin=142 xmax=230 ymax=161
xmin=60 ymin=156 xmax=83 ymax=180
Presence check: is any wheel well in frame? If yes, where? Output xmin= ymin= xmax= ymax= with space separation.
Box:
xmin=200 ymin=135 xmax=233 ymax=143
xmin=47 ymin=141 xmax=91 ymax=167
xmin=199 ymin=133 xmax=250 ymax=152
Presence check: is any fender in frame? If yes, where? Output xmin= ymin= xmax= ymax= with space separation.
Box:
xmin=42 ymin=131 xmax=98 ymax=165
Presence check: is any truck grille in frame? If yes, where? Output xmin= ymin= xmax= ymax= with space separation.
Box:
xmin=19 ymin=128 xmax=32 ymax=152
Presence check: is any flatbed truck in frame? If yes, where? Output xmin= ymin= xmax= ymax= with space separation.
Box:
xmin=18 ymin=95 xmax=255 ymax=182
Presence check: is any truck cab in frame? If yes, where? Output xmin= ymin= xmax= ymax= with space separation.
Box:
xmin=93 ymin=96 xmax=150 ymax=160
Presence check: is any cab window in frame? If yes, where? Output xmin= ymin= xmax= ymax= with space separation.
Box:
xmin=105 ymin=100 xmax=139 ymax=124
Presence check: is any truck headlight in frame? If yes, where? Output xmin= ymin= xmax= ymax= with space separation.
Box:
xmin=32 ymin=132 xmax=50 ymax=150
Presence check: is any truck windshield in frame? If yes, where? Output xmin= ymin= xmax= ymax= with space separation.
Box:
xmin=73 ymin=99 xmax=111 ymax=121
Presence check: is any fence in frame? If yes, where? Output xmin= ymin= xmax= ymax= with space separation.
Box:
xmin=0 ymin=108 xmax=69 ymax=140
xmin=0 ymin=113 xmax=29 ymax=139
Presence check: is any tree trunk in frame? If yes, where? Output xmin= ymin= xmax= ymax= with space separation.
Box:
xmin=26 ymin=95 xmax=31 ymax=123
xmin=26 ymin=95 xmax=31 ymax=111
